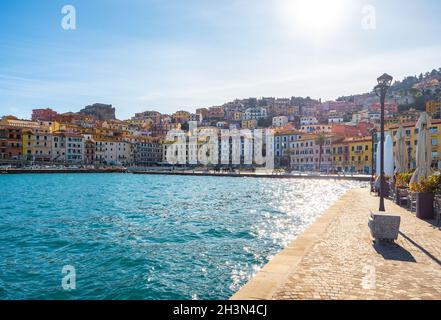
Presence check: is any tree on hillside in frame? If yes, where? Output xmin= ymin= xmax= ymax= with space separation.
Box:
xmin=181 ymin=122 xmax=189 ymax=131
xmin=257 ymin=116 xmax=273 ymax=128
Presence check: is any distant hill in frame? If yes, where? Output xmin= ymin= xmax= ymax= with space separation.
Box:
xmin=337 ymin=68 xmax=441 ymax=111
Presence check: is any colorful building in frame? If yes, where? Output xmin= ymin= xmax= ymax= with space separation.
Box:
xmin=22 ymin=126 xmax=52 ymax=162
xmin=346 ymin=136 xmax=372 ymax=174
xmin=31 ymin=108 xmax=58 ymax=121
xmin=331 ymin=138 xmax=350 ymax=172
xmin=172 ymin=111 xmax=191 ymax=124
xmin=274 ymin=129 xmax=302 ymax=167
xmin=0 ymin=116 xmax=40 ymax=161
xmin=386 ymin=119 xmax=441 ymax=169
xmin=426 ymin=101 xmax=441 ymax=117
xmin=241 ymin=119 xmax=258 ymax=130
xmin=289 ymin=134 xmax=334 ymax=172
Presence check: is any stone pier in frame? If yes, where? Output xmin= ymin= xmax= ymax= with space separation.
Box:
xmin=231 ymin=188 xmax=441 ymax=300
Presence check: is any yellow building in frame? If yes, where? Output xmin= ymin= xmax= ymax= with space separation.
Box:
xmin=172 ymin=111 xmax=191 ymax=124
xmin=22 ymin=126 xmax=52 ymax=162
xmin=386 ymin=119 xmax=441 ymax=169
xmin=241 ymin=119 xmax=258 ymax=129
xmin=287 ymin=106 xmax=300 ymax=115
xmin=233 ymin=112 xmax=243 ymax=121
xmin=346 ymin=136 xmax=372 ymax=174
xmin=331 ymin=138 xmax=350 ymax=171
xmin=426 ymin=101 xmax=441 ymax=115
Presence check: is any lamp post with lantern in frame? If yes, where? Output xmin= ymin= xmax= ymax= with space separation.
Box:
xmin=374 ymin=73 xmax=393 ymax=212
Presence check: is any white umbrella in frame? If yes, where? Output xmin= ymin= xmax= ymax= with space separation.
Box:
xmin=394 ymin=126 xmax=408 ymax=174
xmin=385 ymin=134 xmax=394 ymax=177
xmin=375 ymin=133 xmax=395 ymax=177
xmin=410 ymin=112 xmax=433 ymax=184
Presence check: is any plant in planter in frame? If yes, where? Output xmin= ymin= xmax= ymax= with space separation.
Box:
xmin=409 ymin=174 xmax=441 ymax=219
xmin=395 ymin=172 xmax=413 ymax=189
xmin=394 ymin=172 xmax=413 ymax=205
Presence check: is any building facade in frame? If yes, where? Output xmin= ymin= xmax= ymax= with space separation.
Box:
xmin=386 ymin=120 xmax=441 ymax=169
xmin=31 ymin=108 xmax=58 ymax=122
xmin=244 ymin=107 xmax=268 ymax=120
xmin=272 ymin=116 xmax=288 ymax=127
xmin=22 ymin=127 xmax=52 ymax=162
xmin=65 ymin=134 xmax=84 ymax=163
xmin=346 ymin=136 xmax=372 ymax=174
xmin=134 ymin=139 xmax=163 ymax=166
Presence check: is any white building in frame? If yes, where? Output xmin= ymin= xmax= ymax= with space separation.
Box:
xmin=328 ymin=116 xmax=345 ymax=123
xmin=189 ymin=113 xmax=202 ymax=124
xmin=300 ymin=116 xmax=318 ymax=126
xmin=244 ymin=107 xmax=268 ymax=120
xmin=65 ymin=134 xmax=84 ymax=163
xmin=51 ymin=134 xmax=66 ymax=162
xmin=352 ymin=113 xmax=362 ymax=124
xmin=368 ymin=112 xmax=381 ymax=122
xmin=50 ymin=133 xmax=84 ymax=163
xmin=272 ymin=116 xmax=288 ymax=127
xmin=300 ymin=124 xmax=332 ymax=134
xmin=229 ymin=123 xmax=240 ymax=130
xmin=216 ymin=121 xmax=228 ymax=128
xmin=163 ymin=128 xmax=273 ymax=168
xmin=95 ymin=139 xmax=133 ymax=166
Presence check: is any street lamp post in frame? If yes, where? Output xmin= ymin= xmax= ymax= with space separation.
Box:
xmin=370 ymin=128 xmax=377 ymax=192
xmin=374 ymin=73 xmax=393 ymax=212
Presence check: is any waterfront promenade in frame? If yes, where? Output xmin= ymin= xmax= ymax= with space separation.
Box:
xmin=131 ymin=170 xmax=371 ymax=181
xmin=232 ymin=189 xmax=441 ymax=300
xmin=1 ymin=167 xmax=372 ymax=181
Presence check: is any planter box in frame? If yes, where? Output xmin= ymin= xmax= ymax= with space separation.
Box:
xmin=416 ymin=192 xmax=435 ymax=219
xmin=368 ymin=212 xmax=401 ymax=243
xmin=395 ymin=187 xmax=410 ymax=206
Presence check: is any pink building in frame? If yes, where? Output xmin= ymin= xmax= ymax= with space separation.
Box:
xmin=323 ymin=101 xmax=358 ymax=113
xmin=32 ymin=108 xmax=58 ymax=121
xmin=290 ymin=135 xmax=334 ymax=171
xmin=369 ymin=102 xmax=399 ymax=114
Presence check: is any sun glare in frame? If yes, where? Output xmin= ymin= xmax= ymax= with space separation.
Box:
xmin=279 ymin=0 xmax=350 ymax=39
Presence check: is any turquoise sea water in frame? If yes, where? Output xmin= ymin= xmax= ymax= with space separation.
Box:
xmin=0 ymin=174 xmax=366 ymax=300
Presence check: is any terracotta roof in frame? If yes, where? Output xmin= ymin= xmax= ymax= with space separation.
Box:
xmin=387 ymin=119 xmax=441 ymax=129
xmin=343 ymin=136 xmax=372 ymax=143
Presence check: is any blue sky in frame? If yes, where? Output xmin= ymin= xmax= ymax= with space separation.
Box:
xmin=1 ymin=0 xmax=441 ymax=119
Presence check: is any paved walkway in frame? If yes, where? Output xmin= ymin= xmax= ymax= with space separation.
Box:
xmin=232 ymin=188 xmax=441 ymax=300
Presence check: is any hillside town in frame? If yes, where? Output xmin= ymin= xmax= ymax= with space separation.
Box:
xmin=1 ymin=68 xmax=441 ymax=173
